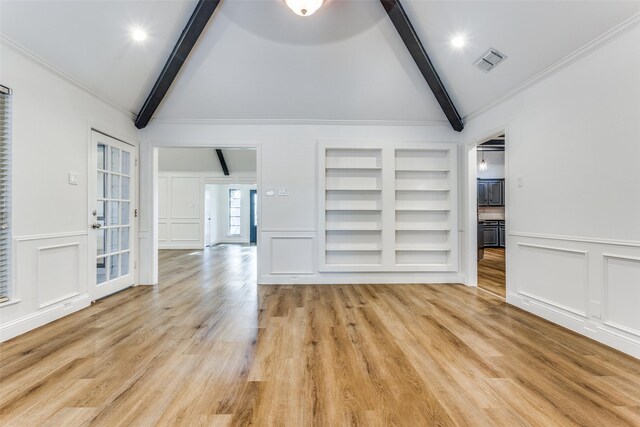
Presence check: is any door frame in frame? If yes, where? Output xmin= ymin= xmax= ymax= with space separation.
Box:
xmin=87 ymin=128 xmax=138 ymax=300
xmin=139 ymin=143 xmax=260 ymax=286
xmin=464 ymin=128 xmax=509 ymax=292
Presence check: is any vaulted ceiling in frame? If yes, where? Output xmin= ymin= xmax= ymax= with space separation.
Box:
xmin=1 ymin=0 xmax=639 ymax=124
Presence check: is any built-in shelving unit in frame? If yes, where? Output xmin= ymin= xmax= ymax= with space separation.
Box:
xmin=323 ymin=149 xmax=383 ymax=267
xmin=319 ymin=143 xmax=457 ymax=272
xmin=394 ymin=149 xmax=455 ymax=268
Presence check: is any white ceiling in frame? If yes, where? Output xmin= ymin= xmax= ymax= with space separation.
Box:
xmin=1 ymin=0 xmax=639 ymax=123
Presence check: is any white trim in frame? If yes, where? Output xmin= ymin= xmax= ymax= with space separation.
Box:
xmin=507 ymin=292 xmax=640 ymax=359
xmin=464 ymin=12 xmax=640 ymax=122
xmin=258 ymin=275 xmax=464 ymax=285
xmin=602 ymin=254 xmax=640 ymax=338
xmin=0 ymin=35 xmax=134 ymax=119
xmin=510 ymin=232 xmax=640 ymax=248
xmin=14 ymin=231 xmax=88 ymax=242
xmin=0 ymin=294 xmax=91 ymax=342
xmin=517 ymin=290 xmax=588 ymax=319
xmin=149 ymin=118 xmax=450 ymax=127
xmin=516 ymin=242 xmax=588 ymax=256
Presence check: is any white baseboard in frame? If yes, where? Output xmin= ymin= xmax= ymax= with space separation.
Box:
xmin=0 ymin=294 xmax=91 ymax=342
xmin=258 ymin=274 xmax=464 ymax=285
xmin=507 ymin=292 xmax=640 ymax=359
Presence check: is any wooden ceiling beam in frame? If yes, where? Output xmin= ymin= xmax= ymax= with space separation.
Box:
xmin=380 ymin=0 xmax=464 ymax=132
xmin=216 ymin=149 xmax=230 ymax=176
xmin=135 ymin=0 xmax=221 ymax=129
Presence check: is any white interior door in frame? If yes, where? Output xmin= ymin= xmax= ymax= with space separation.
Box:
xmin=89 ymin=131 xmax=135 ymax=300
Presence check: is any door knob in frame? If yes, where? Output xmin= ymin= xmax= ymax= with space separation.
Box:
xmin=92 ymin=223 xmax=102 ymax=229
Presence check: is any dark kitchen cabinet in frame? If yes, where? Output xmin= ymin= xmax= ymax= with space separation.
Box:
xmin=481 ymin=220 xmax=506 ymax=248
xmin=482 ymin=222 xmax=500 ymax=247
xmin=478 ymin=179 xmax=504 ymax=207
xmin=477 ymin=181 xmax=488 ymax=206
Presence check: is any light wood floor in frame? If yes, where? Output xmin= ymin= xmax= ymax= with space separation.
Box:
xmin=2 ymin=245 xmax=640 ymax=426
xmin=478 ymin=248 xmax=506 ymax=298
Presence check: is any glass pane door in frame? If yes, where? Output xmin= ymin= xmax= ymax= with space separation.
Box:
xmin=96 ymin=143 xmax=132 ymax=284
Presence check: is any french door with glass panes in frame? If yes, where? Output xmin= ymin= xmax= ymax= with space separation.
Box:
xmin=89 ymin=131 xmax=135 ymax=300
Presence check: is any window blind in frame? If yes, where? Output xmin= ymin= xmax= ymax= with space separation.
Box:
xmin=0 ymin=85 xmax=12 ymax=303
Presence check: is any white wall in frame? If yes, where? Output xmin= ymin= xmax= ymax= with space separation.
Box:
xmin=158 ymin=176 xmax=256 ymax=249
xmin=477 ymin=150 xmax=505 ymax=179
xmin=0 ymin=40 xmax=139 ymax=341
xmin=461 ymin=23 xmax=640 ymax=358
xmin=158 ymin=172 xmax=205 ymax=250
xmin=139 ymin=123 xmax=462 ymax=286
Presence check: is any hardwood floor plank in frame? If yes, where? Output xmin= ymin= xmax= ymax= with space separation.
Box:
xmin=1 ymin=244 xmax=639 ymax=426
xmin=478 ymin=248 xmax=506 ymax=298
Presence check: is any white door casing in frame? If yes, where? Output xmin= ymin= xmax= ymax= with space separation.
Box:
xmin=89 ymin=130 xmax=135 ymax=300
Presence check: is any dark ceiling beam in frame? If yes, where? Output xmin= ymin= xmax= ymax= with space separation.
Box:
xmin=379 ymin=0 xmax=464 ymax=132
xmin=134 ymin=0 xmax=221 ymax=129
xmin=216 ymin=149 xmax=230 ymax=176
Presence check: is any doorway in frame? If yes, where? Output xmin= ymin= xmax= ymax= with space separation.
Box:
xmin=89 ymin=130 xmax=136 ymax=300
xmin=475 ymin=134 xmax=506 ymax=298
xmin=155 ymin=147 xmax=258 ymax=289
xmin=250 ymin=189 xmax=257 ymax=244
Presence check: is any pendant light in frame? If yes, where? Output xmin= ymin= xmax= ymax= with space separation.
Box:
xmin=478 ymin=148 xmax=488 ymax=171
xmin=286 ymin=0 xmax=323 ymax=16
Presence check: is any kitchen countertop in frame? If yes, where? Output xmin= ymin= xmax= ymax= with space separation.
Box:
xmin=478 ymin=214 xmax=505 ymax=221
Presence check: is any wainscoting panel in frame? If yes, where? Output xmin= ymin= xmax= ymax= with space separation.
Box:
xmin=515 ymin=243 xmax=588 ymax=317
xmin=158 ymin=173 xmax=204 ymax=249
xmin=171 ymin=177 xmax=201 ymax=219
xmin=1 ymin=232 xmax=90 ymax=342
xmin=37 ymin=243 xmax=81 ymax=308
xmin=158 ymin=222 xmax=168 ymax=242
xmin=508 ymin=232 xmax=640 ymax=358
xmin=603 ymin=254 xmax=640 ymax=337
xmin=270 ymin=236 xmax=315 ymax=274
xmin=171 ymin=223 xmax=201 ymax=242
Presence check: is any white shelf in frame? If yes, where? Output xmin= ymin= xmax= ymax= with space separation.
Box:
xmin=326 ymin=246 xmax=381 ymax=252
xmin=394 ymin=225 xmax=451 ymax=231
xmin=395 ymin=168 xmax=450 ymax=173
xmin=326 ymin=166 xmax=382 ymax=171
xmin=326 ymin=188 xmax=382 ymax=192
xmin=395 ymin=188 xmax=450 ymax=192
xmin=395 ymin=207 xmax=451 ymax=211
xmin=326 ymin=208 xmax=382 ymax=211
xmin=395 ymin=246 xmax=451 ymax=252
xmin=326 ymin=226 xmax=382 ymax=231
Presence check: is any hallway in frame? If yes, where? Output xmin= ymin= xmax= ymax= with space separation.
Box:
xmin=1 ymin=246 xmax=640 ymax=425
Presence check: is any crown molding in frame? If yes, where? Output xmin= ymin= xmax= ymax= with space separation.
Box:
xmin=464 ymin=11 xmax=640 ymax=123
xmin=0 ymin=34 xmax=136 ymax=120
xmin=147 ymin=118 xmax=451 ymax=127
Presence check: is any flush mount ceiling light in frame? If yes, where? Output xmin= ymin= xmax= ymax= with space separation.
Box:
xmin=451 ymin=35 xmax=466 ymax=48
xmin=131 ymin=28 xmax=148 ymax=42
xmin=285 ymin=0 xmax=323 ymax=16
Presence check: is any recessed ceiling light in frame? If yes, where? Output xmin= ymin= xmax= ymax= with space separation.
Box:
xmin=131 ymin=28 xmax=147 ymax=42
xmin=451 ymin=35 xmax=466 ymax=48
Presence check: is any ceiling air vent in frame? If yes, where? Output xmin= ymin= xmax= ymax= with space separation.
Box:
xmin=475 ymin=48 xmax=507 ymax=73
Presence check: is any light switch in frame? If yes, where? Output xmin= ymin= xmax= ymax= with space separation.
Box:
xmin=265 ymin=189 xmax=275 ymax=197
xmin=517 ymin=176 xmax=524 ymax=188
xmin=277 ymin=188 xmax=290 ymax=196
xmin=68 ymin=172 xmax=79 ymax=185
